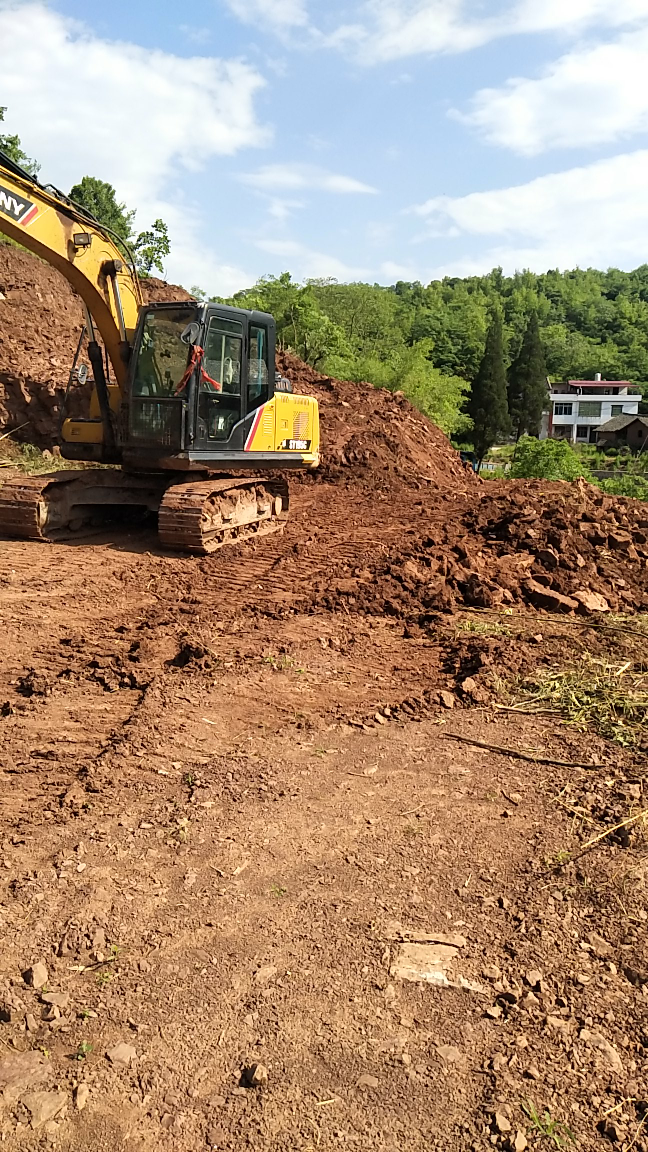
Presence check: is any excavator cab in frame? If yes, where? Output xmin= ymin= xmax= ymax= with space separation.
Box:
xmin=62 ymin=300 xmax=319 ymax=473
xmin=127 ymin=301 xmax=274 ymax=458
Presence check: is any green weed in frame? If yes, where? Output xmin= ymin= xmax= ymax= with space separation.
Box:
xmin=456 ymin=618 xmax=511 ymax=637
xmin=512 ymin=655 xmax=648 ymax=745
xmin=522 ymin=1100 xmax=576 ymax=1147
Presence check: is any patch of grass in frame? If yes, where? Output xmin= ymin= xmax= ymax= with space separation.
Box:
xmin=75 ymin=1040 xmax=93 ymax=1061
xmin=602 ymin=613 xmax=648 ymax=639
xmin=456 ymin=618 xmax=512 ymax=637
xmin=544 ymin=849 xmax=572 ymax=868
xmin=513 ymin=655 xmax=648 ymax=746
xmin=269 ymin=883 xmax=287 ymax=899
xmin=522 ymin=1100 xmax=576 ymax=1147
xmin=262 ymin=654 xmax=304 ymax=673
xmin=13 ymin=444 xmax=73 ymax=475
xmin=402 ymin=823 xmax=423 ymax=838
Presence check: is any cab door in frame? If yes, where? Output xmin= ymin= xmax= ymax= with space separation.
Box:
xmin=194 ymin=313 xmax=245 ymax=449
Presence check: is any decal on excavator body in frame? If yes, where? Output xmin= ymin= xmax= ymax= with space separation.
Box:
xmin=0 ymin=183 xmax=38 ymax=226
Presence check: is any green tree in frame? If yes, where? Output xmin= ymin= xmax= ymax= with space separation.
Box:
xmin=507 ymin=312 xmax=549 ymax=438
xmin=223 ymin=273 xmax=349 ymax=367
xmin=133 ymin=219 xmax=170 ymax=277
xmin=468 ymin=307 xmax=511 ymax=464
xmin=310 ymin=279 xmax=406 ymax=361
xmin=510 ymin=436 xmax=591 ymax=481
xmin=0 ymin=107 xmax=39 ymax=176
xmin=395 ymin=342 xmax=472 ymax=437
xmin=68 ymin=176 xmax=135 ymax=242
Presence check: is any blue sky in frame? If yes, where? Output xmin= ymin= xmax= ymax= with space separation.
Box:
xmin=1 ymin=0 xmax=648 ymax=294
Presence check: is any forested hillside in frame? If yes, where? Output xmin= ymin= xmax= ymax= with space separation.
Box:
xmin=219 ymin=266 xmax=648 ymax=434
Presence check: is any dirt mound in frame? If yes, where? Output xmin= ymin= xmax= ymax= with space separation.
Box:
xmin=278 ymin=349 xmax=473 ymax=495
xmin=141 ymin=276 xmax=194 ymax=304
xmin=0 ymin=243 xmax=193 ymax=444
xmin=0 ymin=243 xmax=84 ymax=441
xmin=310 ymin=478 xmax=648 ymax=620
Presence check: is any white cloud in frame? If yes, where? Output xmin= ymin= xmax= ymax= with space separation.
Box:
xmin=326 ymin=0 xmax=492 ymax=63
xmin=255 ymin=238 xmax=368 ymax=280
xmin=511 ymin=0 xmax=647 ymax=35
xmin=459 ymin=27 xmax=648 ymax=154
xmin=242 ymin=163 xmax=377 ymax=194
xmin=413 ymin=150 xmax=648 ymax=273
xmin=0 ymin=2 xmax=268 ymax=202
xmin=223 ymin=0 xmax=308 ymax=29
xmin=326 ymin=0 xmax=647 ymax=64
xmin=266 ymin=198 xmax=305 ymax=220
xmin=0 ymin=1 xmax=267 ymax=293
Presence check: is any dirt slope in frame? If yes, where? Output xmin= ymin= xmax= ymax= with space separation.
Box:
xmin=0 ymin=242 xmax=191 ymax=443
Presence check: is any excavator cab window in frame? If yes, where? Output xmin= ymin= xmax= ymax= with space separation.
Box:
xmin=132 ymin=309 xmax=193 ymax=397
xmin=197 ymin=316 xmax=243 ymax=442
xmin=130 ymin=307 xmax=194 ymax=447
xmin=247 ymin=324 xmax=269 ymax=411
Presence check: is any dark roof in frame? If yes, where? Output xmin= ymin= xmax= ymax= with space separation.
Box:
xmin=596 ymin=415 xmax=648 ymax=433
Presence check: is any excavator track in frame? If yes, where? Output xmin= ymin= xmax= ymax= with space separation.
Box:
xmin=0 ymin=470 xmax=168 ymax=542
xmin=158 ymin=476 xmax=290 ymax=554
xmin=0 ymin=470 xmax=290 ymax=554
xmin=0 ymin=473 xmax=61 ymax=540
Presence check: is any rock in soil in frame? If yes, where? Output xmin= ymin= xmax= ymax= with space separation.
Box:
xmin=23 ymin=962 xmax=48 ymax=989
xmin=106 ymin=1042 xmax=137 ymax=1068
xmin=0 ymin=1050 xmax=50 ymax=1098
xmin=74 ymin=1083 xmax=90 ymax=1111
xmin=22 ymin=1090 xmax=66 ymax=1129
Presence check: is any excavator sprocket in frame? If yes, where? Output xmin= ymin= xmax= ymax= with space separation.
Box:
xmin=158 ymin=476 xmax=290 ymax=554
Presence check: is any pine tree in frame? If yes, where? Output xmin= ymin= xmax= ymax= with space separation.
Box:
xmin=468 ymin=307 xmax=511 ymax=465
xmin=508 ymin=312 xmax=549 ymax=439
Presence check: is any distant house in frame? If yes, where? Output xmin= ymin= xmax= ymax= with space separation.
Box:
xmin=539 ymin=373 xmax=642 ymax=444
xmin=595 ymin=414 xmax=648 ymax=452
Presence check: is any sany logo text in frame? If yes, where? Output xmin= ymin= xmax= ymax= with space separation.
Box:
xmin=0 ymin=184 xmax=38 ymax=225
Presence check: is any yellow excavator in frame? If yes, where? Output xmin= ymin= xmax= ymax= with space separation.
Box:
xmin=0 ymin=150 xmax=320 ymax=552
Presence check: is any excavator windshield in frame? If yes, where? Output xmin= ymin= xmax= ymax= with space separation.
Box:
xmin=129 ymin=306 xmax=197 ymax=449
xmin=132 ymin=307 xmax=195 ymax=397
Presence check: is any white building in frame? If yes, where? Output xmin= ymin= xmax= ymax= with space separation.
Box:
xmin=540 ymin=373 xmax=642 ymax=444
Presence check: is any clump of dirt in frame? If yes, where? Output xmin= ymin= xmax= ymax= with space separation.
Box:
xmin=278 ymin=349 xmax=473 ymax=495
xmin=140 ymin=277 xmax=194 ymax=305
xmin=307 ymin=479 xmax=648 ymax=620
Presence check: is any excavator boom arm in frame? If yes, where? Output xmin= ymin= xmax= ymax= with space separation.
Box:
xmin=0 ymin=152 xmax=142 ymax=390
